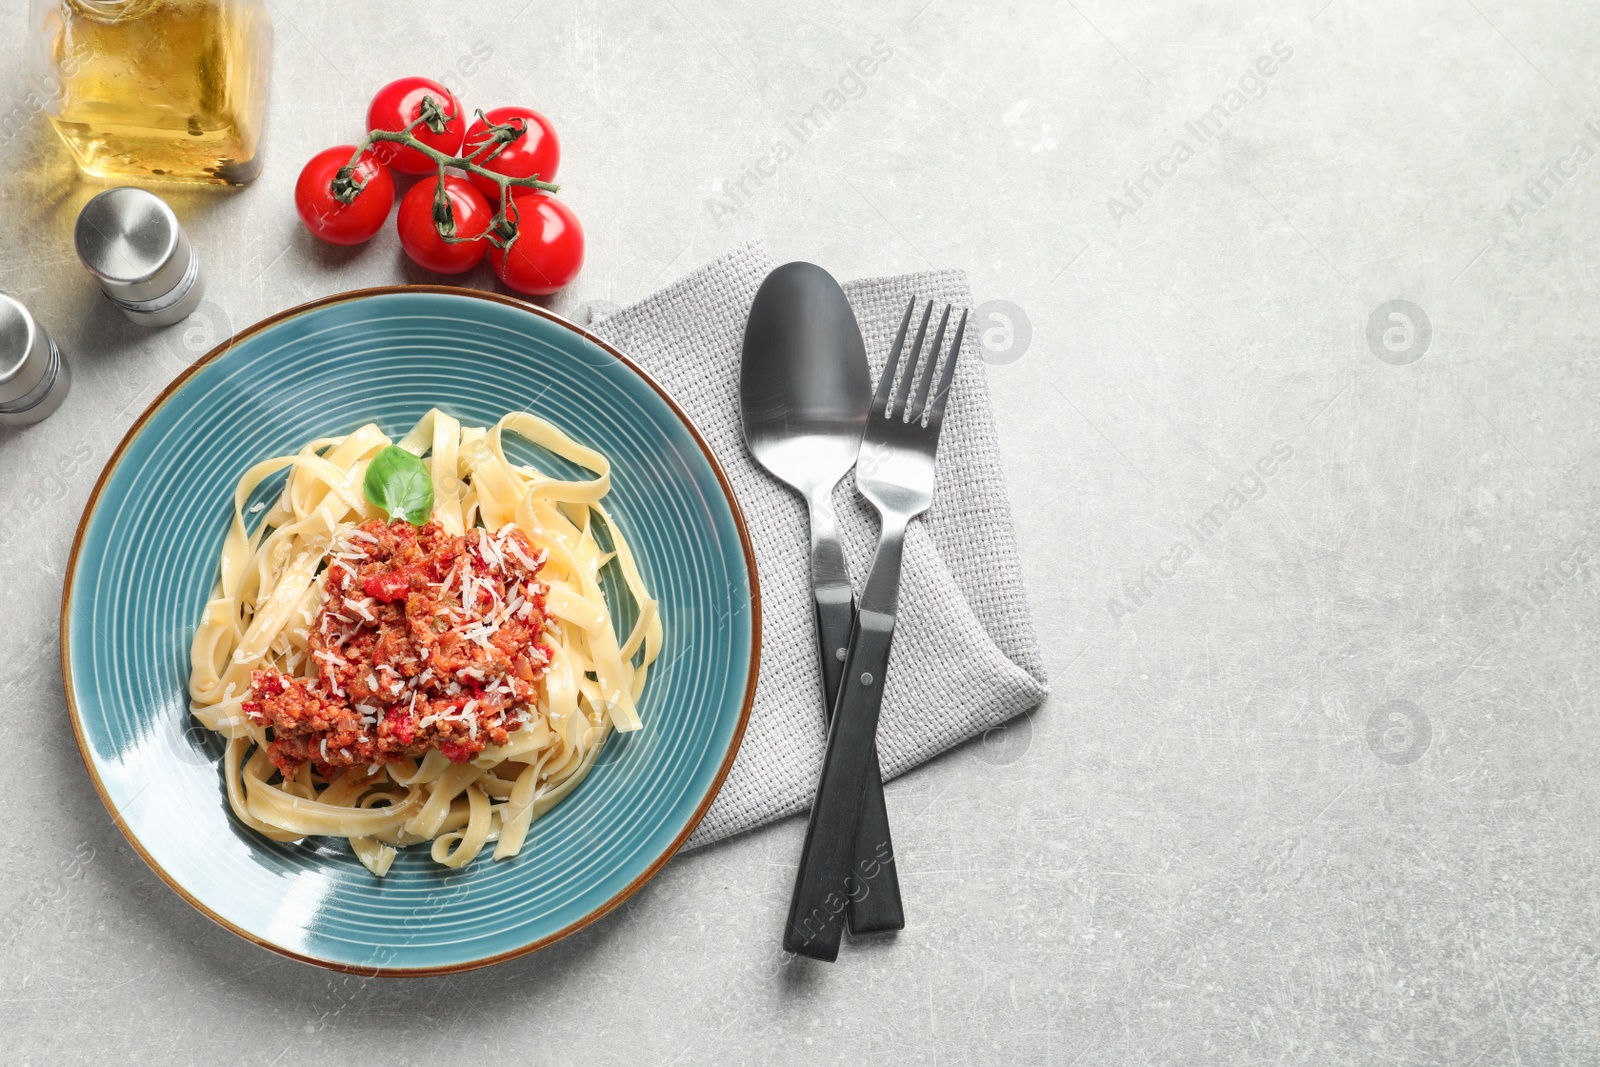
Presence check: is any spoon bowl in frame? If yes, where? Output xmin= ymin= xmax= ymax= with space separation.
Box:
xmin=740 ymin=262 xmax=870 ymax=495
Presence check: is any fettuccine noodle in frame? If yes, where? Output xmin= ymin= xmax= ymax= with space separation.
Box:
xmin=187 ymin=409 xmax=662 ymax=876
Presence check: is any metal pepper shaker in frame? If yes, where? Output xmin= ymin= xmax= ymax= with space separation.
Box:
xmin=0 ymin=294 xmax=70 ymax=428
xmin=74 ymin=188 xmax=206 ymax=327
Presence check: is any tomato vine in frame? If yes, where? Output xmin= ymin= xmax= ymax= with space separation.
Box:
xmin=330 ymin=95 xmax=559 ymax=252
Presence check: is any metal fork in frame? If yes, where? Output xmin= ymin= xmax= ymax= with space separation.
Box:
xmin=784 ymin=296 xmax=968 ymax=961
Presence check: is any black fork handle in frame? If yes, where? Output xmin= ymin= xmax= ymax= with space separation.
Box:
xmin=814 ymin=587 xmax=904 ymax=936
xmin=786 ymin=607 xmax=898 ymax=960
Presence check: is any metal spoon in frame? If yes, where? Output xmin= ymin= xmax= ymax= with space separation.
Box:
xmin=741 ymin=261 xmax=904 ymax=936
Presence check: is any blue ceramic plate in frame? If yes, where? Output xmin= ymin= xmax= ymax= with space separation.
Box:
xmin=61 ymin=287 xmax=758 ymax=974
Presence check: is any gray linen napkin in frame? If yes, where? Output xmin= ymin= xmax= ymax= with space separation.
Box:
xmin=588 ymin=240 xmax=1049 ymax=848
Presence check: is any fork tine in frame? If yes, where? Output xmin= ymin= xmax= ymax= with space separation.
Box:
xmin=873 ymin=298 xmax=917 ymax=419
xmin=892 ymin=301 xmax=933 ymax=420
xmin=926 ymin=307 xmax=967 ymax=428
xmin=909 ymin=304 xmax=952 ymax=423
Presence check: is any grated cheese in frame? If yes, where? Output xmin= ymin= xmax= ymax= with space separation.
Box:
xmin=504 ymin=538 xmax=541 ymax=571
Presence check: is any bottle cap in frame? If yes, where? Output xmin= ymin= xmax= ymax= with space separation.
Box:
xmin=75 ymin=187 xmax=205 ymax=327
xmin=0 ymin=293 xmax=70 ymax=427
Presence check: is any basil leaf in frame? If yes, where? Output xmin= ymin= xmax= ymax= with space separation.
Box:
xmin=363 ymin=445 xmax=434 ymax=525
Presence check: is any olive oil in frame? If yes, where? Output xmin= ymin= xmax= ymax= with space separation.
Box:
xmin=30 ymin=0 xmax=272 ymax=185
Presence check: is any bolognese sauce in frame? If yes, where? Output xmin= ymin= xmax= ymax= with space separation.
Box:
xmin=243 ymin=518 xmax=552 ymax=779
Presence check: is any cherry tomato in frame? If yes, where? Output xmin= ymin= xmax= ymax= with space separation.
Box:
xmin=293 ymin=145 xmax=394 ymax=245
xmin=396 ymin=175 xmax=492 ymax=274
xmin=464 ymin=106 xmax=560 ymax=204
xmin=489 ymin=194 xmax=584 ymax=295
xmin=366 ymin=76 xmax=466 ymax=175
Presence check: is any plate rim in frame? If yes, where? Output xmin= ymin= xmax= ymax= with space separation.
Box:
xmin=58 ymin=284 xmax=762 ymax=976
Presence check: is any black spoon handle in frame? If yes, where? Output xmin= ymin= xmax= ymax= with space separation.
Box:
xmin=814 ymin=586 xmax=903 ymax=935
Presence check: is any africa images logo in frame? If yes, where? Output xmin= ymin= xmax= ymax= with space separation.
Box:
xmin=1107 ymin=441 xmax=1293 ymax=623
xmin=704 ymin=41 xmax=894 ymax=224
xmin=1106 ymin=40 xmax=1294 ymax=225
xmin=1366 ymin=300 xmax=1431 ymax=366
xmin=1505 ymin=119 xmax=1600 ymax=230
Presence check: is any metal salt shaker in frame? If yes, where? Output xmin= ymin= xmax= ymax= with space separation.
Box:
xmin=74 ymin=187 xmax=205 ymax=327
xmin=0 ymin=294 xmax=70 ymax=428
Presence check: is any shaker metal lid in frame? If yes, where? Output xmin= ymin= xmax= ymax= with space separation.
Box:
xmin=0 ymin=293 xmax=49 ymax=407
xmin=75 ymin=187 xmax=192 ymax=303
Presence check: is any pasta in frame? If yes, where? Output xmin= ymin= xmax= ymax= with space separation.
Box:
xmin=187 ymin=408 xmax=661 ymax=876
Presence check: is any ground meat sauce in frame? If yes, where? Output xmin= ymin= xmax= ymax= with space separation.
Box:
xmin=243 ymin=518 xmax=552 ymax=779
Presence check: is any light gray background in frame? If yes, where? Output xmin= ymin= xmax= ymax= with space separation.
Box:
xmin=1 ymin=1 xmax=1595 ymax=1063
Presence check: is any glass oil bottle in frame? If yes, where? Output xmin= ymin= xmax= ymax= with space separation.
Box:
xmin=29 ymin=0 xmax=273 ymax=185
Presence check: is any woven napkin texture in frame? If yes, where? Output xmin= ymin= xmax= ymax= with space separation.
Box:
xmin=588 ymin=241 xmax=1049 ymax=848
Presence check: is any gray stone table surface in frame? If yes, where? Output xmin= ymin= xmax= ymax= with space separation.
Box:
xmin=1 ymin=1 xmax=1596 ymax=1063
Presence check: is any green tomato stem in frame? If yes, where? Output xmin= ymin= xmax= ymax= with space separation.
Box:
xmin=332 ymin=97 xmax=559 ymax=251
